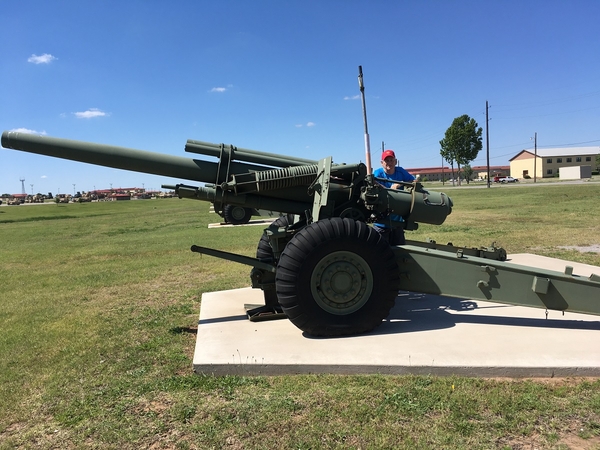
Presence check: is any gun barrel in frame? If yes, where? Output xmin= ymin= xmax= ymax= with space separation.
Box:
xmin=176 ymin=184 xmax=311 ymax=214
xmin=2 ymin=131 xmax=267 ymax=184
xmin=185 ymin=139 xmax=318 ymax=168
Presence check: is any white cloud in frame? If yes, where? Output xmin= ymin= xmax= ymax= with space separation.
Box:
xmin=41 ymin=175 xmax=47 ymax=179
xmin=9 ymin=128 xmax=47 ymax=135
xmin=74 ymin=108 xmax=107 ymax=119
xmin=28 ymin=53 xmax=57 ymax=64
xmin=306 ymin=122 xmax=315 ymax=127
xmin=343 ymin=95 xmax=360 ymax=100
xmin=295 ymin=124 xmax=303 ymax=128
xmin=210 ymin=87 xmax=227 ymax=93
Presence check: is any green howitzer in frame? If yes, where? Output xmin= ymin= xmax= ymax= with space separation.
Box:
xmin=3 ymin=130 xmax=600 ymax=337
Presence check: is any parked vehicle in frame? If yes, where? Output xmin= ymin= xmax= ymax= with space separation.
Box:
xmin=494 ymin=176 xmax=518 ymax=183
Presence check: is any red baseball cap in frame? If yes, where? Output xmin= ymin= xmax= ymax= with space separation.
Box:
xmin=381 ymin=150 xmax=396 ymax=160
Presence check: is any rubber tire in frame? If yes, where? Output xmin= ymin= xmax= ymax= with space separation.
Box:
xmin=256 ymin=215 xmax=291 ymax=306
xmin=275 ymin=217 xmax=400 ymax=336
xmin=222 ymin=204 xmax=253 ymax=225
xmin=256 ymin=215 xmax=291 ymax=261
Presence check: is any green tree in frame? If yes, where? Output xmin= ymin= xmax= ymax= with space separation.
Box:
xmin=463 ymin=164 xmax=474 ymax=184
xmin=595 ymin=154 xmax=600 ymax=172
xmin=440 ymin=115 xmax=483 ymax=185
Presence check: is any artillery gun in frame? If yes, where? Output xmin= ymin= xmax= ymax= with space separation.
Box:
xmin=3 ymin=130 xmax=600 ymax=337
xmin=7 ymin=196 xmax=23 ymax=205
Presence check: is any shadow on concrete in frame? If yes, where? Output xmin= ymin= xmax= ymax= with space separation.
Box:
xmin=197 ymin=289 xmax=600 ymax=338
xmin=198 ymin=314 xmax=249 ymax=326
xmin=372 ymin=292 xmax=600 ymax=336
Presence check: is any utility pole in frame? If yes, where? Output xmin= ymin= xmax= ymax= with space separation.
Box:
xmin=533 ymin=132 xmax=537 ymax=183
xmin=486 ymin=101 xmax=490 ymax=188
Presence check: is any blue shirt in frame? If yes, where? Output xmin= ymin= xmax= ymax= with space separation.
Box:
xmin=373 ymin=166 xmax=415 ymax=227
xmin=373 ymin=166 xmax=415 ymax=187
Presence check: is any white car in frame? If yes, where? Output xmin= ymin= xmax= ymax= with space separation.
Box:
xmin=500 ymin=176 xmax=518 ymax=183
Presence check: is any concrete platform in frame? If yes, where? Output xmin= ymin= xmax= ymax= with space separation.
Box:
xmin=193 ymin=254 xmax=600 ymax=377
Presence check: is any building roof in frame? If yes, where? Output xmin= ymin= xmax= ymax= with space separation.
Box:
xmin=405 ymin=165 xmax=508 ymax=175
xmin=510 ymin=147 xmax=600 ymax=161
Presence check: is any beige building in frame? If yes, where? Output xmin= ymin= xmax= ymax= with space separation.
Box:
xmin=509 ymin=147 xmax=599 ymax=179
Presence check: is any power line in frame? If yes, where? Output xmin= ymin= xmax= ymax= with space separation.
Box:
xmin=543 ymin=139 xmax=600 ymax=147
xmin=492 ymin=89 xmax=600 ymax=112
xmin=493 ymin=105 xmax=600 ymax=120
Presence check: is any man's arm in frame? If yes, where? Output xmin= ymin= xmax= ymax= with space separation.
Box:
xmin=389 ymin=167 xmax=415 ymax=189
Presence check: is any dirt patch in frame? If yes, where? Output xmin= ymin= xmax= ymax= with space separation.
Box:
xmin=502 ymin=433 xmax=600 ymax=450
xmin=558 ymin=433 xmax=600 ymax=450
xmin=483 ymin=377 xmax=600 ymax=385
xmin=558 ymin=245 xmax=600 ymax=253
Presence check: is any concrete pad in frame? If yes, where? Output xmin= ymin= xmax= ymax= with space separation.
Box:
xmin=193 ymin=254 xmax=600 ymax=377
xmin=508 ymin=253 xmax=600 ymax=278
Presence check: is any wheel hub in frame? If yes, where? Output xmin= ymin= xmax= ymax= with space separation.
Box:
xmin=311 ymin=251 xmax=373 ymax=315
xmin=231 ymin=206 xmax=246 ymax=221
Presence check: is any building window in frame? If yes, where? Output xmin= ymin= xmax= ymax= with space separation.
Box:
xmin=547 ymin=169 xmax=553 ymax=175
xmin=557 ymin=158 xmax=562 ymax=163
xmin=547 ymin=158 xmax=552 ymax=163
xmin=586 ymin=157 xmax=592 ymax=162
xmin=576 ymin=157 xmax=581 ymax=162
xmin=566 ymin=158 xmax=572 ymax=163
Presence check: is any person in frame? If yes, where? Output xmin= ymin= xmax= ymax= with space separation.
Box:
xmin=372 ymin=149 xmax=415 ymax=245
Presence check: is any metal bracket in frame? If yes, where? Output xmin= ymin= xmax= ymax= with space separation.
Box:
xmin=245 ymin=303 xmax=286 ymax=322
xmin=310 ymin=156 xmax=333 ymax=222
xmin=215 ymin=143 xmax=234 ymax=207
xmin=532 ymin=276 xmax=550 ymax=295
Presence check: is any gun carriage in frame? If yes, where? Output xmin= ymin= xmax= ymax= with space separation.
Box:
xmin=3 ymin=130 xmax=600 ymax=336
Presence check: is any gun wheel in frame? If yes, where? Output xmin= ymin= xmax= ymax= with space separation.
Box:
xmin=276 ymin=217 xmax=400 ymax=336
xmin=222 ymin=204 xmax=253 ymax=225
xmin=256 ymin=215 xmax=291 ymax=305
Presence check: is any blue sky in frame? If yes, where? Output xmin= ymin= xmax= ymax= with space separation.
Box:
xmin=2 ymin=0 xmax=600 ymax=195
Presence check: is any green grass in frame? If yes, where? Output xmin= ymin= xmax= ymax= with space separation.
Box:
xmin=1 ymin=186 xmax=600 ymax=449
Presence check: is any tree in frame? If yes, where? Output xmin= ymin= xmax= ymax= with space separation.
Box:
xmin=463 ymin=164 xmax=474 ymax=184
xmin=596 ymin=154 xmax=600 ymax=172
xmin=440 ymin=115 xmax=483 ymax=186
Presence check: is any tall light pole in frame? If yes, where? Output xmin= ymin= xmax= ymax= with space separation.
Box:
xmin=357 ymin=66 xmax=372 ymax=175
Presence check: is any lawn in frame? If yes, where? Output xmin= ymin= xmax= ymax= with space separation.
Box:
xmin=1 ymin=184 xmax=599 ymax=449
